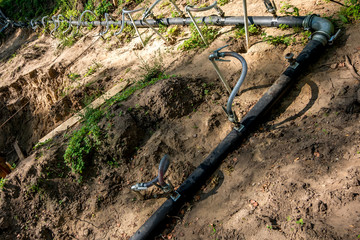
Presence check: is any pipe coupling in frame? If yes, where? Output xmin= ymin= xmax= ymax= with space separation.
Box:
xmin=303 ymin=14 xmax=334 ymax=46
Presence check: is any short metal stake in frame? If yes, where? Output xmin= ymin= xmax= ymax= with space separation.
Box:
xmin=128 ymin=13 xmax=145 ymax=47
xmin=185 ymin=1 xmax=224 ymax=47
xmin=210 ymin=60 xmax=232 ymax=94
xmin=243 ymin=0 xmax=250 ymax=50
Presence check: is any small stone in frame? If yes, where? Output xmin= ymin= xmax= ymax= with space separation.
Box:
xmin=193 ymin=134 xmax=197 ymax=138
xmin=356 ymin=88 xmax=360 ymax=102
xmin=211 ymin=93 xmax=220 ymax=101
xmin=330 ymin=63 xmax=337 ymax=69
xmin=83 ymin=229 xmax=90 ymax=236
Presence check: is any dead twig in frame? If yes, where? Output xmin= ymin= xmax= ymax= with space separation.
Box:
xmin=329 ymin=0 xmax=345 ymax=6
xmin=345 ymin=55 xmax=360 ymax=81
xmin=0 ymin=101 xmax=29 ymax=130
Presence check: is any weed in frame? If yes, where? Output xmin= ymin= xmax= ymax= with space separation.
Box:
xmin=267 ymin=225 xmax=273 ymax=230
xmin=28 ymin=183 xmax=40 ymax=193
xmin=0 ymin=178 xmax=7 ymax=190
xmin=33 ymin=138 xmax=53 ymax=150
xmin=210 ymin=224 xmax=216 ymax=234
xmin=262 ymin=32 xmax=296 ymax=46
xmin=85 ymin=61 xmax=102 ymax=77
xmin=300 ymin=30 xmax=312 ymax=45
xmin=171 ymin=10 xmax=181 ymax=18
xmin=218 ymin=0 xmax=230 ymax=6
xmin=64 ymin=107 xmax=104 ymax=174
xmin=165 ymin=26 xmax=181 ymax=42
xmin=107 ymin=158 xmax=119 ymax=168
xmin=338 ymin=0 xmax=360 ymax=23
xmin=94 ymin=0 xmax=113 ymax=16
xmin=235 ymin=24 xmax=261 ymax=38
xmin=117 ymin=24 xmax=136 ymax=43
xmin=8 ymin=53 xmax=16 ymax=63
xmin=286 ymin=216 xmax=292 ymax=221
xmin=280 ymin=1 xmax=300 ymax=16
xmin=158 ymin=23 xmax=168 ymax=34
xmin=178 ymin=23 xmax=218 ymax=50
xmin=108 ymin=72 xmax=172 ymax=106
xmin=296 ymin=218 xmax=304 ymax=226
xmin=160 ymin=1 xmax=171 ymax=9
xmin=68 ymin=73 xmax=81 ymax=81
xmin=279 ymin=24 xmax=290 ymax=30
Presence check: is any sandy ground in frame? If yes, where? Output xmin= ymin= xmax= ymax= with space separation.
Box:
xmin=0 ymin=0 xmax=359 ymax=239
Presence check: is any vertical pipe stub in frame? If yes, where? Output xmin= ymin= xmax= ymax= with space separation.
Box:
xmin=285 ymin=52 xmax=299 ymax=69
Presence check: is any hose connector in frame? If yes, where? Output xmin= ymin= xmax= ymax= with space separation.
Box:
xmin=209 ymin=45 xmax=248 ymax=131
xmin=131 ymin=155 xmax=172 ymax=194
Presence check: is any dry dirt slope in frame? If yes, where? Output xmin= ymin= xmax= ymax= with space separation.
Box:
xmin=0 ymin=0 xmax=359 ymax=240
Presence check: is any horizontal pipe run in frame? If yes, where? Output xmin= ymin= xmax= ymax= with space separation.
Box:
xmin=54 ymin=16 xmax=306 ymax=28
xmin=130 ymin=39 xmax=325 ymax=240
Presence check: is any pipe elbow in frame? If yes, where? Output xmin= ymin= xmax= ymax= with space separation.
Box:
xmin=303 ymin=15 xmax=334 ymax=46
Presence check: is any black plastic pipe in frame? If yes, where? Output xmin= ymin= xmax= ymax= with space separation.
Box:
xmin=130 ymin=39 xmax=325 ymax=240
xmin=60 ymin=16 xmax=306 ymax=28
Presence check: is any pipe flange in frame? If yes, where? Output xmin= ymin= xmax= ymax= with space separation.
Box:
xmin=303 ymin=14 xmax=319 ymax=31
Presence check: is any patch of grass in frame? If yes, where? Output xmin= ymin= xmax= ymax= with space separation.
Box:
xmin=64 ymin=107 xmax=104 ymax=174
xmin=94 ymin=0 xmax=113 ymax=16
xmin=338 ymin=0 xmax=360 ymax=23
xmin=262 ymin=32 xmax=296 ymax=46
xmin=279 ymin=24 xmax=290 ymax=30
xmin=279 ymin=1 xmax=300 ymax=16
xmin=64 ymin=52 xmax=170 ymax=175
xmin=165 ymin=26 xmax=181 ymax=42
xmin=68 ymin=73 xmax=81 ymax=81
xmin=0 ymin=0 xmax=58 ymax=21
xmin=179 ymin=23 xmax=218 ymax=50
xmin=218 ymin=0 xmax=230 ymax=6
xmin=300 ymin=30 xmax=311 ymax=45
xmin=84 ymin=61 xmax=102 ymax=77
xmin=210 ymin=224 xmax=216 ymax=234
xmin=117 ymin=24 xmax=136 ymax=43
xmin=108 ymin=51 xmax=172 ymax=105
xmin=33 ymin=138 xmax=53 ymax=150
xmin=296 ymin=218 xmax=304 ymax=226
xmin=107 ymin=158 xmax=119 ymax=168
xmin=0 ymin=178 xmax=7 ymax=190
xmin=235 ymin=24 xmax=261 ymax=38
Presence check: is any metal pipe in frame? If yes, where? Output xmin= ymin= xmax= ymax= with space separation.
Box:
xmin=243 ymin=0 xmax=250 ymax=50
xmin=53 ymin=16 xmax=306 ymax=28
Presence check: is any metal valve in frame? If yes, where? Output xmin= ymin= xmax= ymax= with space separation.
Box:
xmin=285 ymin=53 xmax=299 ymax=69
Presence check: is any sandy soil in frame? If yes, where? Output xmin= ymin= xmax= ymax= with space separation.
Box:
xmin=0 ymin=0 xmax=359 ymax=239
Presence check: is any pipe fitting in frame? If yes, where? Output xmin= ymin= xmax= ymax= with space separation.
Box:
xmin=303 ymin=14 xmax=334 ymax=46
